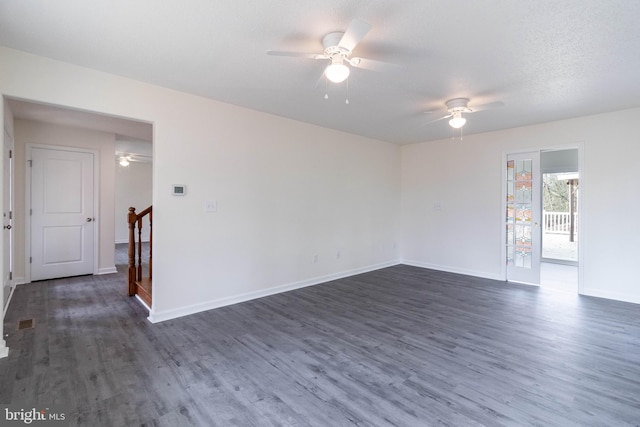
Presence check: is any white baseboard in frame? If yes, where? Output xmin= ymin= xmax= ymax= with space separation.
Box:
xmin=135 ymin=294 xmax=151 ymax=311
xmin=148 ymin=260 xmax=401 ymax=323
xmin=3 ymin=285 xmax=16 ymax=319
xmin=507 ymin=280 xmax=539 ymax=286
xmin=96 ymin=267 xmax=118 ymax=275
xmin=0 ymin=342 xmax=8 ymax=359
xmin=581 ymin=288 xmax=640 ymax=305
xmin=400 ymin=259 xmax=502 ymax=281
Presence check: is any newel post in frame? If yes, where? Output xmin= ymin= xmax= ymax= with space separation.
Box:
xmin=127 ymin=207 xmax=137 ymax=296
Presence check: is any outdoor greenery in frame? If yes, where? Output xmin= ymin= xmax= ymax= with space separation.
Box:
xmin=543 ymin=174 xmax=578 ymax=211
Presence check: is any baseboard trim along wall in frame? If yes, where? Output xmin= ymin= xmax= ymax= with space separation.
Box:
xmin=97 ymin=267 xmax=118 ymax=275
xmin=148 ymin=260 xmax=401 ymax=323
xmin=3 ymin=286 xmax=16 ymax=319
xmin=0 ymin=344 xmax=8 ymax=358
xmin=135 ymin=294 xmax=151 ymax=311
xmin=581 ymin=288 xmax=640 ymax=305
xmin=400 ymin=259 xmax=503 ymax=282
xmin=402 ymin=260 xmax=640 ymax=306
xmin=3 ymin=279 xmax=27 ymax=318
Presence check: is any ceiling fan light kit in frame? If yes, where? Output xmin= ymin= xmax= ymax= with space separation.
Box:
xmin=325 ymin=56 xmax=350 ymax=83
xmin=448 ymin=112 xmax=467 ymax=129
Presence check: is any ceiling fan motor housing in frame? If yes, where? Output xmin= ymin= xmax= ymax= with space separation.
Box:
xmin=446 ymin=98 xmax=472 ymax=113
xmin=323 ymin=32 xmax=350 ymax=55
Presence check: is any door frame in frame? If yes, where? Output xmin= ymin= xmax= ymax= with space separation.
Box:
xmin=501 ymin=142 xmax=584 ymax=294
xmin=25 ymin=143 xmax=100 ymax=283
xmin=3 ymin=128 xmax=14 ymax=312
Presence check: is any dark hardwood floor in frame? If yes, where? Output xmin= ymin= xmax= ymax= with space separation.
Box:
xmin=1 ymin=248 xmax=639 ymax=426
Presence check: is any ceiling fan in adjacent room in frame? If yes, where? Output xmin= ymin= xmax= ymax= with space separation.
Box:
xmin=424 ymin=98 xmax=505 ymax=129
xmin=116 ymin=152 xmax=151 ymax=167
xmin=267 ymin=19 xmax=399 ymax=84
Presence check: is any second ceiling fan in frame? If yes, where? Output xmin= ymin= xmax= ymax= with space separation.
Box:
xmin=425 ymin=98 xmax=505 ymax=129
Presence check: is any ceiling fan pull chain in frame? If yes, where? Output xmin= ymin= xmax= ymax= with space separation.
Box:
xmin=324 ymin=74 xmax=329 ymax=100
xmin=345 ymin=77 xmax=350 ymax=104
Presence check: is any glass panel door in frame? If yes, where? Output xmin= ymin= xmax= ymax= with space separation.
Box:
xmin=506 ymin=152 xmax=541 ymax=284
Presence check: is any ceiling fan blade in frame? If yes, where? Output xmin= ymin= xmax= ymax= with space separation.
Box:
xmin=421 ymin=114 xmax=452 ymax=126
xmin=315 ymin=70 xmax=327 ymax=88
xmin=267 ymin=50 xmax=328 ymax=59
xmin=349 ymin=57 xmax=400 ymax=72
xmin=338 ymin=19 xmax=372 ymax=52
xmin=470 ymin=101 xmax=505 ymax=112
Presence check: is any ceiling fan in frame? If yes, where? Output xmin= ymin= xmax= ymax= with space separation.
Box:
xmin=116 ymin=152 xmax=151 ymax=167
xmin=424 ymin=98 xmax=505 ymax=129
xmin=267 ymin=19 xmax=398 ymax=84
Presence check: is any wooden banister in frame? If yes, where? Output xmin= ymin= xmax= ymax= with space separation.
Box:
xmin=128 ymin=206 xmax=152 ymax=307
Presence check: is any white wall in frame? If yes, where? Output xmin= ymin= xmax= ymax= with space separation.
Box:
xmin=13 ymin=119 xmax=117 ymax=279
xmin=541 ymin=149 xmax=578 ymax=173
xmin=115 ymin=161 xmax=152 ymax=243
xmin=3 ymin=45 xmax=637 ymax=330
xmin=0 ymin=47 xmax=400 ymax=322
xmin=3 ymin=98 xmax=14 ymax=138
xmin=401 ymin=107 xmax=640 ymax=304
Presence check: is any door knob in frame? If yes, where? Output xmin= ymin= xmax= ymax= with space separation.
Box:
xmin=3 ymin=225 xmax=11 ymax=230
xmin=86 ymin=218 xmax=93 ymax=222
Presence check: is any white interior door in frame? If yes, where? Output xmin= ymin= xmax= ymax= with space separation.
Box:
xmin=3 ymin=130 xmax=13 ymax=305
xmin=506 ymin=152 xmax=541 ymax=284
xmin=31 ymin=147 xmax=95 ymax=281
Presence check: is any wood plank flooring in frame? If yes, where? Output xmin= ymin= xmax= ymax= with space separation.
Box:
xmin=1 ymin=253 xmax=639 ymax=426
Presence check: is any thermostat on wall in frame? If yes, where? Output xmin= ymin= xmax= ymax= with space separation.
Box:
xmin=172 ymin=185 xmax=186 ymax=196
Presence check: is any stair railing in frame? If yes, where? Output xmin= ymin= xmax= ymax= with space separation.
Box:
xmin=127 ymin=206 xmax=152 ymax=305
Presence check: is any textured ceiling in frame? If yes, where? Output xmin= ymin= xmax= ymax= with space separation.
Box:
xmin=1 ymin=1 xmax=639 ymax=144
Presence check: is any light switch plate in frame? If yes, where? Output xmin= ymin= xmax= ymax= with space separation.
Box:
xmin=205 ymin=200 xmax=217 ymax=213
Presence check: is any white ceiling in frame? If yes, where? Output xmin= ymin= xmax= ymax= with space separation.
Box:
xmin=7 ymin=98 xmax=153 ymax=141
xmin=1 ymin=1 xmax=639 ymax=144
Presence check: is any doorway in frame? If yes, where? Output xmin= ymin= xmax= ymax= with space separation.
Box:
xmin=4 ymin=97 xmax=153 ymax=287
xmin=505 ymin=147 xmax=581 ymax=292
xmin=540 ymin=149 xmax=579 ymax=292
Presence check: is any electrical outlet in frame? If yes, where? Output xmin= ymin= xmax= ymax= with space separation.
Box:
xmin=313 ymin=255 xmax=318 ymax=263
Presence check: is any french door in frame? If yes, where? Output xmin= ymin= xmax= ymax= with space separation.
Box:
xmin=506 ymin=152 xmax=541 ymax=284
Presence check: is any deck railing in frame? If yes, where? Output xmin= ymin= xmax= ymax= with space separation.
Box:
xmin=543 ymin=211 xmax=578 ymax=236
